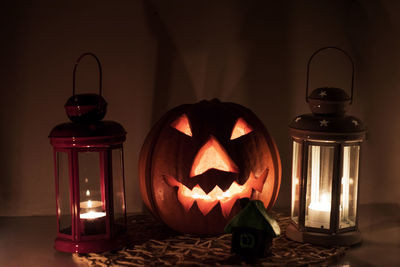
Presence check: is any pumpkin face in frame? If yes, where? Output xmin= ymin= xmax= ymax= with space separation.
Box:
xmin=139 ymin=99 xmax=281 ymax=234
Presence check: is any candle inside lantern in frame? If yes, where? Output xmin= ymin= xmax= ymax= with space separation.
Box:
xmin=79 ymin=198 xmax=106 ymax=235
xmin=308 ymin=193 xmax=331 ymax=228
xmin=80 ymin=210 xmax=106 ymax=219
xmin=80 ymin=199 xmax=106 ymax=219
xmin=306 ymin=146 xmax=332 ymax=229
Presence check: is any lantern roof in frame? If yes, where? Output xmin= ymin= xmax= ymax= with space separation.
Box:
xmin=49 ymin=120 xmax=126 ymax=137
xmin=291 ymin=87 xmax=366 ymax=140
xmin=49 ymin=120 xmax=126 ymax=147
xmin=289 ymin=113 xmax=365 ymax=140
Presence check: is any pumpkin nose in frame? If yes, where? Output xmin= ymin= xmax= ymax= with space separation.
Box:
xmin=190 ymin=136 xmax=238 ymax=177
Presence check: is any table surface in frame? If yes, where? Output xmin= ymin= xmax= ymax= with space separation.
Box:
xmin=0 ymin=203 xmax=399 ymax=267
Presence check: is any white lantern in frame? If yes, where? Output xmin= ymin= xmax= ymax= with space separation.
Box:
xmin=286 ymin=47 xmax=365 ymax=246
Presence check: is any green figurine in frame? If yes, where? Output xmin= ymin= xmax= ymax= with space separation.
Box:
xmin=225 ymin=200 xmax=280 ymax=262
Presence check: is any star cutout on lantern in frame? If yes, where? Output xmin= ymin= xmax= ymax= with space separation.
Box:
xmin=295 ymin=117 xmax=302 ymax=122
xmin=352 ymin=120 xmax=359 ymax=126
xmin=319 ymin=90 xmax=327 ymax=97
xmin=320 ymin=119 xmax=329 ymax=127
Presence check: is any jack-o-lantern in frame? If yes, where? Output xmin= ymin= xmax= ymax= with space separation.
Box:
xmin=139 ymin=99 xmax=281 ymax=234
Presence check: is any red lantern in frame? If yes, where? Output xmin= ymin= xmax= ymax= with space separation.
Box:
xmin=139 ymin=99 xmax=281 ymax=234
xmin=49 ymin=53 xmax=128 ymax=253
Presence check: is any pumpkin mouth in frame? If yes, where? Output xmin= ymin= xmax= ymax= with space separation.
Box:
xmin=163 ymin=168 xmax=268 ymax=218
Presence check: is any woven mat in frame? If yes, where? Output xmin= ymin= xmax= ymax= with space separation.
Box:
xmin=73 ymin=212 xmax=347 ymax=266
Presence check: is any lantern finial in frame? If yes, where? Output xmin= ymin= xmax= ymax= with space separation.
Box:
xmin=65 ymin=53 xmax=107 ymax=122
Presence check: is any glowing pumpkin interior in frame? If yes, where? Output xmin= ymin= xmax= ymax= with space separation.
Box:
xmin=190 ymin=136 xmax=238 ymax=177
xmin=165 ymin=115 xmax=266 ymax=218
xmin=170 ymin=114 xmax=192 ymax=137
xmin=165 ymin=169 xmax=267 ymax=218
xmin=230 ymin=117 xmax=253 ymax=140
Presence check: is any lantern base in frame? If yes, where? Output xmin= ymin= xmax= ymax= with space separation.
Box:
xmin=54 ymin=234 xmax=129 ymax=253
xmin=286 ymin=223 xmax=362 ymax=246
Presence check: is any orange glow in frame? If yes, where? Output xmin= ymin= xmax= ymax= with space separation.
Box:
xmin=171 ymin=114 xmax=192 ymax=137
xmin=230 ymin=118 xmax=253 ymax=140
xmin=164 ymin=168 xmax=268 ymax=217
xmin=190 ymin=136 xmax=238 ymax=177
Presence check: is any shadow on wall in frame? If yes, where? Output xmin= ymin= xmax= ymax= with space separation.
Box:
xmin=344 ymin=0 xmax=400 ymax=205
xmin=0 ymin=2 xmax=24 ymax=214
xmin=237 ymin=0 xmax=292 ymax=207
xmin=142 ymin=0 xmax=293 ymax=207
xmin=143 ymin=0 xmax=197 ymax=124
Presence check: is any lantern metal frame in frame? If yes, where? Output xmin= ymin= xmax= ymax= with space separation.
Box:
xmin=49 ymin=53 xmax=128 ymax=253
xmin=286 ymin=47 xmax=365 ymax=246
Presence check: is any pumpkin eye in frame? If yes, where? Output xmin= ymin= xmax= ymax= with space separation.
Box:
xmin=230 ymin=118 xmax=253 ymax=140
xmin=171 ymin=114 xmax=192 ymax=137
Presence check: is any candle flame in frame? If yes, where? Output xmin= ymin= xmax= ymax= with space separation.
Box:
xmin=86 ymin=190 xmax=90 ymax=197
xmin=308 ymin=193 xmax=331 ymax=212
xmin=308 ymin=201 xmax=331 ymax=212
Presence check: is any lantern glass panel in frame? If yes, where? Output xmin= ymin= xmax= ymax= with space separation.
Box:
xmin=112 ymin=148 xmax=126 ymax=235
xmin=291 ymin=141 xmax=302 ymax=224
xmin=305 ymin=145 xmax=334 ymax=229
xmin=57 ymin=151 xmax=72 ymax=235
xmin=339 ymin=145 xmax=360 ymax=229
xmin=78 ymin=152 xmax=106 ymax=235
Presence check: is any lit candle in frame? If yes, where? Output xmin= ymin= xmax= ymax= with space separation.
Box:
xmin=79 ymin=199 xmax=106 ymax=235
xmin=80 ymin=200 xmax=105 ymax=219
xmin=307 ymin=146 xmax=331 ymax=228
xmin=80 ymin=199 xmax=102 ymax=209
xmin=308 ymin=193 xmax=331 ymax=228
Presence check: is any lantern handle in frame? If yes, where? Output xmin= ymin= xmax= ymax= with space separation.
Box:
xmin=306 ymin=46 xmax=354 ymax=104
xmin=72 ymin=52 xmax=102 ymax=96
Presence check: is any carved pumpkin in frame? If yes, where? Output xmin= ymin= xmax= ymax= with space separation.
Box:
xmin=139 ymin=99 xmax=281 ymax=234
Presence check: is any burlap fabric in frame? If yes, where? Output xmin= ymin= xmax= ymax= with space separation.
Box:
xmin=74 ymin=212 xmax=346 ymax=266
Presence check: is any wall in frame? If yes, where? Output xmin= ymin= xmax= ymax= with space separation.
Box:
xmin=0 ymin=0 xmax=399 ymax=216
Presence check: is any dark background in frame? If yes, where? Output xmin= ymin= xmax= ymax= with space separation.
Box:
xmin=1 ymin=0 xmax=399 ymax=216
